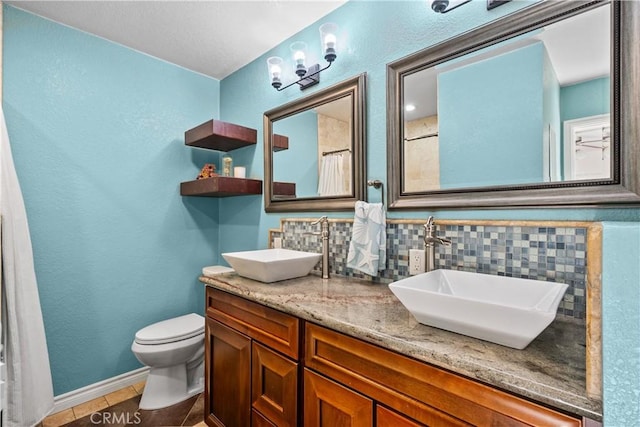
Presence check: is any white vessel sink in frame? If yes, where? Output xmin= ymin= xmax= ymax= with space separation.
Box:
xmin=389 ymin=269 xmax=568 ymax=349
xmin=222 ymin=249 xmax=322 ymax=283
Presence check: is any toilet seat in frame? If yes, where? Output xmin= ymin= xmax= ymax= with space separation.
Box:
xmin=135 ymin=313 xmax=204 ymax=345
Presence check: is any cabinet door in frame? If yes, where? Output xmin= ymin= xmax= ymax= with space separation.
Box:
xmin=252 ymin=342 xmax=298 ymax=426
xmin=206 ymin=318 xmax=251 ymax=427
xmin=252 ymin=409 xmax=277 ymax=427
xmin=376 ymin=405 xmax=424 ymax=427
xmin=304 ymin=368 xmax=373 ymax=427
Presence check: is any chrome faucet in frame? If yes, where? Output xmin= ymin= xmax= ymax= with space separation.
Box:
xmin=423 ymin=216 xmax=451 ymax=272
xmin=307 ymin=216 xmax=330 ymax=279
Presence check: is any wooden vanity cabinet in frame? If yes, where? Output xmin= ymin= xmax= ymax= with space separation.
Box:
xmin=253 ymin=409 xmax=278 ymax=427
xmin=252 ymin=342 xmax=298 ymax=425
xmin=376 ymin=406 xmax=426 ymax=427
xmin=205 ymin=287 xmax=300 ymax=427
xmin=304 ymin=368 xmax=373 ymax=426
xmin=305 ymin=323 xmax=583 ymax=427
xmin=302 ymin=370 xmax=435 ymax=427
xmin=204 ymin=286 xmax=595 ymax=427
xmin=205 ymin=318 xmax=251 ymax=427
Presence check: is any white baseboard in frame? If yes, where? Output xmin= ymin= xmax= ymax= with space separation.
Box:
xmin=51 ymin=367 xmax=149 ymax=414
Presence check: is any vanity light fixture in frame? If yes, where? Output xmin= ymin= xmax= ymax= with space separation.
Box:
xmin=429 ymin=0 xmax=471 ymax=13
xmin=267 ymin=23 xmax=338 ymax=91
xmin=487 ymin=0 xmax=511 ymax=11
xmin=429 ymin=0 xmax=510 ymax=13
xmin=405 ymin=104 xmax=416 ymax=112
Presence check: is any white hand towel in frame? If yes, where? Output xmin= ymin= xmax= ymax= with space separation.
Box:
xmin=347 ymin=201 xmax=387 ymax=276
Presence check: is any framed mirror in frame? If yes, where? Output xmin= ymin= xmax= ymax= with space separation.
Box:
xmin=387 ymin=0 xmax=640 ymax=209
xmin=264 ymin=73 xmax=366 ymax=212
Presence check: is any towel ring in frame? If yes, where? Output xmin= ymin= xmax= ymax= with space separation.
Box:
xmin=367 ymin=180 xmax=384 ymax=206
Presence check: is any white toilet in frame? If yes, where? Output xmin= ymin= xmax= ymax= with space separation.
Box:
xmin=131 ymin=313 xmax=205 ymax=410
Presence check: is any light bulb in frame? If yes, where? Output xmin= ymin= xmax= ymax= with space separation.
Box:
xmin=319 ymin=23 xmax=338 ymax=62
xmin=290 ymin=41 xmax=308 ymax=77
xmin=266 ymin=56 xmax=283 ymax=89
xmin=324 ymin=33 xmax=336 ymax=49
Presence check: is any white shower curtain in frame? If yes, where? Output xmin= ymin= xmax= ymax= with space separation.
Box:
xmin=318 ymin=152 xmax=350 ymax=196
xmin=0 ymin=107 xmax=54 ymax=425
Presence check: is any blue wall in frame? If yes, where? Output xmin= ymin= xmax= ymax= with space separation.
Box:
xmin=602 ymin=222 xmax=640 ymax=425
xmin=3 ymin=5 xmax=220 ymax=395
xmin=273 ymin=110 xmax=319 ymax=197
xmin=542 ymin=45 xmax=561 ymax=180
xmin=218 ymin=1 xmax=640 ymax=423
xmin=438 ymin=43 xmax=545 ymax=187
xmin=561 ymin=77 xmax=611 ymax=123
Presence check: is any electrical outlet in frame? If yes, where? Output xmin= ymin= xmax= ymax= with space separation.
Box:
xmin=273 ymin=237 xmax=282 ymax=249
xmin=409 ymin=249 xmax=425 ymax=275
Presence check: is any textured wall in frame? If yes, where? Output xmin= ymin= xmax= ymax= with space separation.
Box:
xmin=273 ymin=110 xmax=319 ymax=197
xmin=439 ymin=43 xmax=545 ymax=187
xmin=3 ymin=5 xmax=220 ymax=395
xmin=561 ymin=77 xmax=611 ymax=123
xmin=542 ymin=45 xmax=561 ymax=180
xmin=602 ymin=223 xmax=640 ymax=425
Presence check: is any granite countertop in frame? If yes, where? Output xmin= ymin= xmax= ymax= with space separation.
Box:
xmin=200 ymin=272 xmax=602 ymax=420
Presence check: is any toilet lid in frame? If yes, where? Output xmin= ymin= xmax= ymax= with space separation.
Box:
xmin=135 ymin=313 xmax=204 ymax=345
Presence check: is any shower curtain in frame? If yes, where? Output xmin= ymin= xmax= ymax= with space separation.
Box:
xmin=318 ymin=152 xmax=350 ymax=196
xmin=1 ymin=107 xmax=54 ymax=425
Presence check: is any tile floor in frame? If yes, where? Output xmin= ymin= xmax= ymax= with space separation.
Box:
xmin=40 ymin=382 xmax=206 ymax=427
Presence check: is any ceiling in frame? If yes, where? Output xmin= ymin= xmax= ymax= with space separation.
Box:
xmin=5 ymin=0 xmax=348 ymax=80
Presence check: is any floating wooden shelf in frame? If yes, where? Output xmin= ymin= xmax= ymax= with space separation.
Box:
xmin=273 ymin=182 xmax=296 ymax=197
xmin=180 ymin=176 xmax=262 ymax=197
xmin=185 ymin=119 xmax=257 ymax=152
xmin=273 ymin=134 xmax=289 ymax=152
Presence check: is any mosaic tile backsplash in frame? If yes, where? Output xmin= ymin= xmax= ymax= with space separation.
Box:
xmin=271 ymin=219 xmax=588 ymax=320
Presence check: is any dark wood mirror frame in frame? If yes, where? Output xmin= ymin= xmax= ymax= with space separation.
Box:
xmin=264 ymin=73 xmax=367 ymax=212
xmin=387 ymin=0 xmax=640 ymax=209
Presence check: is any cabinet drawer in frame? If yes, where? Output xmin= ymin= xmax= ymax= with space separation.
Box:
xmin=252 ymin=342 xmax=298 ymax=427
xmin=206 ymin=287 xmax=299 ymax=359
xmin=305 ymin=323 xmax=581 ymax=427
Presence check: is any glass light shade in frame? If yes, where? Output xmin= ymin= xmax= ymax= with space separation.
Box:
xmin=319 ymin=23 xmax=338 ymax=62
xmin=290 ymin=41 xmax=308 ymax=77
xmin=267 ymin=56 xmax=283 ymax=89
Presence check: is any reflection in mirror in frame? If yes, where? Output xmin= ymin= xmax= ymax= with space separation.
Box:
xmin=272 ymin=96 xmax=352 ymax=198
xmin=564 ymin=114 xmax=610 ymax=181
xmin=264 ymin=73 xmax=366 ymax=212
xmin=402 ymin=4 xmax=610 ymax=193
xmin=387 ymin=1 xmax=640 ymax=209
